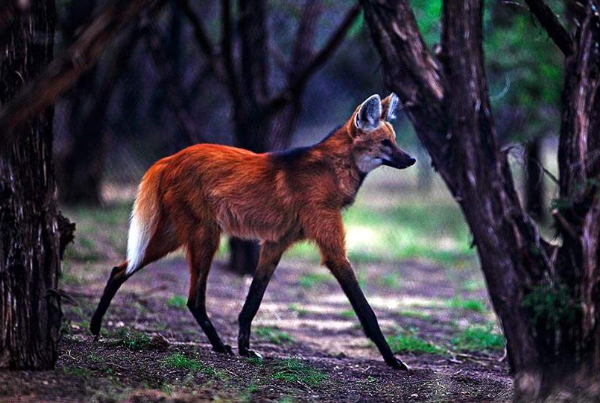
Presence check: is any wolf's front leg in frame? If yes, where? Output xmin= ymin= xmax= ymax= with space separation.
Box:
xmin=310 ymin=212 xmax=409 ymax=370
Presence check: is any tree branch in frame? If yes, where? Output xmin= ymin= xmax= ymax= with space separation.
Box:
xmin=175 ymin=0 xmax=214 ymax=57
xmin=176 ymin=0 xmax=228 ymax=82
xmin=0 ymin=0 xmax=166 ymax=154
xmin=522 ymin=0 xmax=573 ymax=55
xmin=290 ymin=0 xmax=324 ymax=75
xmin=263 ymin=3 xmax=360 ymax=116
xmin=142 ymin=16 xmax=205 ymax=144
xmin=361 ymin=0 xmax=448 ymax=176
xmin=221 ymin=0 xmax=241 ymax=103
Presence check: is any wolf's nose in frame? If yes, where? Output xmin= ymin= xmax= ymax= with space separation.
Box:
xmin=407 ymin=157 xmax=416 ymax=166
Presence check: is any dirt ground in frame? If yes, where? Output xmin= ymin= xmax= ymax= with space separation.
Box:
xmin=0 ymin=254 xmax=512 ymax=402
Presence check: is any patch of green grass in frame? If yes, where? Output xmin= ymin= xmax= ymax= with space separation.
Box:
xmin=340 ymin=309 xmax=356 ymax=318
xmin=166 ymin=295 xmax=188 ymax=310
xmin=399 ymin=310 xmax=432 ymax=321
xmin=271 ymin=358 xmax=327 ymax=386
xmin=246 ymin=356 xmax=264 ymax=366
xmin=163 ymin=352 xmax=225 ymax=379
xmin=285 ymin=198 xmax=475 ymax=266
xmin=298 ymin=273 xmax=331 ymax=289
xmin=255 ymin=327 xmax=294 ymax=345
xmin=63 ymin=203 xmax=131 ymax=262
xmin=378 ymin=273 xmax=402 ymax=289
xmin=447 ymin=297 xmax=487 ymax=313
xmin=451 ymin=325 xmax=505 ymax=352
xmin=460 ymin=279 xmax=486 ymax=292
xmin=112 ymin=327 xmax=151 ymax=350
xmin=386 ymin=333 xmax=444 ymax=355
xmin=288 ymin=303 xmax=309 ymax=317
xmin=164 ymin=352 xmax=203 ymax=371
xmin=63 ymin=366 xmax=93 ymax=378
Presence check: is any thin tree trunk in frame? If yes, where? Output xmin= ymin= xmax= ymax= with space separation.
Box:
xmin=0 ymin=0 xmax=63 ymax=369
xmin=60 ymin=27 xmax=142 ymax=205
xmin=59 ymin=0 xmax=102 ymax=205
xmin=525 ymin=137 xmax=545 ymax=221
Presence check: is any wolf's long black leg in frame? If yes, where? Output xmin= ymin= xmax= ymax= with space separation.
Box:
xmin=90 ymin=263 xmax=129 ymax=338
xmin=238 ymin=240 xmax=290 ymax=357
xmin=187 ymin=234 xmax=233 ymax=354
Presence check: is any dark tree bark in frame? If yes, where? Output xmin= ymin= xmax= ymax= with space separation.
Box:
xmin=525 ymin=137 xmax=546 ymax=221
xmin=0 ymin=0 xmax=64 ymax=369
xmin=180 ymin=0 xmax=360 ymax=274
xmin=362 ymin=0 xmax=600 ymax=399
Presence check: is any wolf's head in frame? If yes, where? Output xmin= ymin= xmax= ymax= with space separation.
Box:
xmin=348 ymin=93 xmax=415 ymax=173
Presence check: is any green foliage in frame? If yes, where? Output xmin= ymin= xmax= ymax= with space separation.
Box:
xmin=271 ymin=358 xmax=327 ymax=386
xmin=447 ymin=297 xmax=487 ymax=313
xmin=451 ymin=325 xmax=505 ymax=352
xmin=386 ymin=333 xmax=443 ymax=355
xmin=254 ymin=327 xmax=294 ymax=345
xmin=112 ymin=328 xmax=151 ymax=350
xmin=340 ymin=309 xmax=356 ymax=318
xmin=410 ymin=0 xmax=442 ymax=47
xmin=166 ymin=295 xmax=188 ymax=310
xmin=484 ymin=2 xmax=563 ymax=141
xmin=522 ymin=282 xmax=576 ymax=329
xmin=408 ymin=0 xmax=564 ymax=142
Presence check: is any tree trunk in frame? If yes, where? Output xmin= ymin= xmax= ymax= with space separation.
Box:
xmin=58 ymin=1 xmax=103 ymax=205
xmin=525 ymin=137 xmax=545 ymax=221
xmin=362 ymin=0 xmax=600 ymax=399
xmin=0 ymin=0 xmax=63 ymax=369
xmin=60 ymin=68 xmax=104 ymax=205
xmin=225 ymin=0 xmax=272 ymax=275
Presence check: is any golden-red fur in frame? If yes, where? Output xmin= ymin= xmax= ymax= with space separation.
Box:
xmin=134 ymin=94 xmax=407 ymax=268
xmin=91 ymin=93 xmax=414 ymax=369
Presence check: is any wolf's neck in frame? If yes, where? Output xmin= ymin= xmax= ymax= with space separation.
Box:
xmin=313 ymin=127 xmax=365 ymax=203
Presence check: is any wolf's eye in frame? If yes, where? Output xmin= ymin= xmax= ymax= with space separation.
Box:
xmin=381 ymin=139 xmax=393 ymax=148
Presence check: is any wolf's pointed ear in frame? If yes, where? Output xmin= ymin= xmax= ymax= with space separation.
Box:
xmin=355 ymin=94 xmax=381 ymax=131
xmin=381 ymin=93 xmax=399 ymax=121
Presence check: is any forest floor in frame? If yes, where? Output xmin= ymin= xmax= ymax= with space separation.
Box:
xmin=0 ymin=172 xmax=514 ymax=402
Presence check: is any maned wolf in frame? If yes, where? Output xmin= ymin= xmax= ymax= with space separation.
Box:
xmin=90 ymin=93 xmax=415 ymax=370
